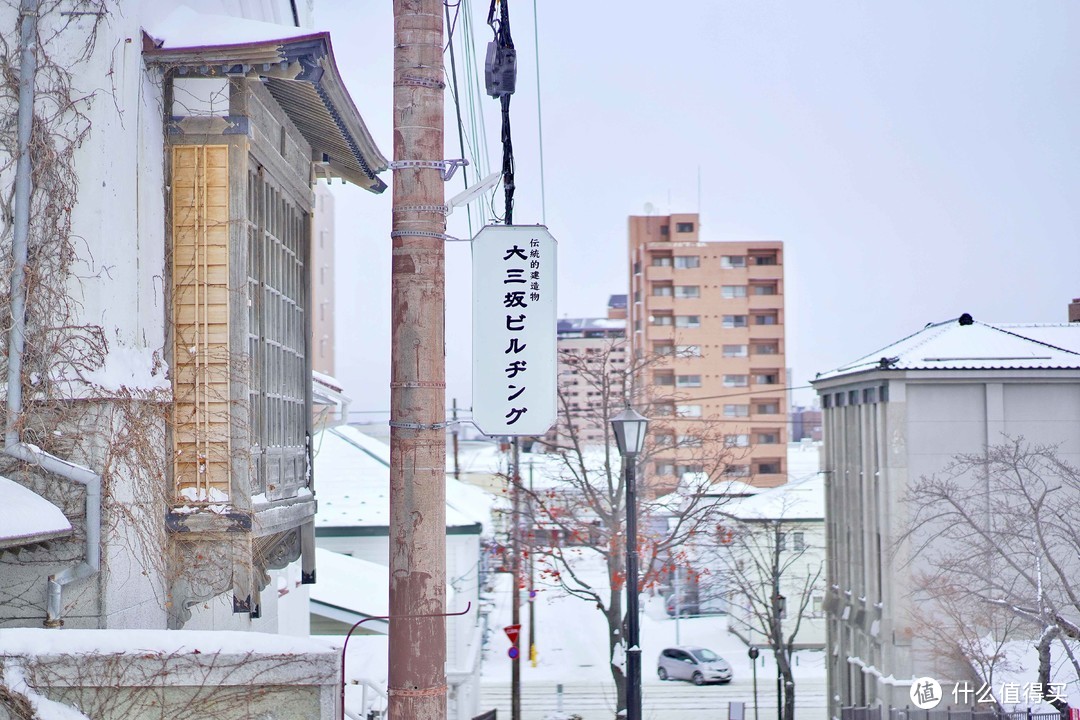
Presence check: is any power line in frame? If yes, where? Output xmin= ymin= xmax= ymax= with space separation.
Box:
xmin=531 ymin=0 xmax=546 ymax=225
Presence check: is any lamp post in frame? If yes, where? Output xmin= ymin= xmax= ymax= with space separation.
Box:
xmin=774 ymin=593 xmax=786 ymax=720
xmin=610 ymin=406 xmax=649 ymax=720
xmin=748 ymin=646 xmax=760 ymax=720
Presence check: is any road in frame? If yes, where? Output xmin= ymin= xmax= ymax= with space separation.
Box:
xmin=480 ymin=675 xmax=828 ymax=720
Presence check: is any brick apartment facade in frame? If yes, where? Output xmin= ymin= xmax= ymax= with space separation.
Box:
xmin=628 ymin=212 xmax=787 ymax=490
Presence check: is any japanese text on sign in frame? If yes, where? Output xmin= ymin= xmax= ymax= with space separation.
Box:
xmin=472 ymin=225 xmax=557 ymax=436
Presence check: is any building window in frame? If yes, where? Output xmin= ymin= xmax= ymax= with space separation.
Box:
xmin=652 ymin=283 xmax=673 ymax=296
xmin=676 ymin=375 xmax=702 ymax=388
xmin=756 ymin=431 xmax=780 ymax=444
xmin=721 ymin=285 xmax=747 ymax=299
xmin=755 ymin=401 xmax=780 ymax=414
xmin=750 ymin=282 xmax=778 ymax=295
xmin=752 ymin=341 xmax=779 ymax=355
xmin=676 ymin=463 xmax=703 ymax=476
xmin=822 ymin=395 xmax=832 ymax=409
xmin=675 ymin=315 xmax=701 ymax=328
xmin=722 ymin=344 xmax=748 ymax=357
xmin=724 ymin=434 xmax=750 ymax=448
xmin=633 ymin=260 xmax=641 ymax=274
xmin=723 ymin=404 xmax=749 ymax=417
xmin=674 ymin=285 xmax=700 ymax=298
xmin=655 ymin=433 xmax=675 ymax=447
xmin=676 ymin=404 xmax=702 ymax=418
xmin=655 ymin=462 xmax=675 ymax=476
xmin=651 ymin=255 xmax=673 ymax=267
xmin=863 ymin=387 xmax=878 ymax=404
xmin=750 ymin=252 xmax=778 ymax=265
xmin=660 ymin=224 xmax=669 ymax=236
xmin=880 ymin=384 xmax=889 ymax=402
xmin=675 ymin=222 xmax=695 ymax=233
xmin=722 ymin=315 xmax=748 ymax=328
xmin=678 ymin=434 xmax=703 ymax=448
xmin=849 ymin=390 xmax=859 ymax=405
xmin=756 ymin=460 xmax=782 ymax=474
xmin=723 ymin=375 xmax=748 ymax=387
xmin=753 ymin=312 xmax=779 ymax=325
xmin=654 ymin=402 xmax=675 ymax=416
xmin=676 ymin=344 xmax=702 ymax=357
xmin=721 ymin=255 xmax=746 ymax=269
xmin=654 ymin=342 xmax=674 ymax=356
xmin=753 ymin=372 xmax=779 ymax=385
xmin=794 ymin=532 xmax=806 ymax=551
xmin=725 ymin=464 xmax=750 ymax=477
xmin=651 ymin=314 xmax=673 ymax=326
xmin=777 ymin=532 xmax=786 ymax=551
xmin=674 ymin=256 xmax=700 ymax=269
xmin=654 ymin=372 xmax=675 ymax=386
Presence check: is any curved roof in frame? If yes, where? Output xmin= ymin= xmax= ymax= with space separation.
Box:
xmin=144 ymin=8 xmax=387 ymax=192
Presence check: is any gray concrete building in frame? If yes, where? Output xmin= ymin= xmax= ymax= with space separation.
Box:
xmin=812 ymin=314 xmax=1080 ymax=716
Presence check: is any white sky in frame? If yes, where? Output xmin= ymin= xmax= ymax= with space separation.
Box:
xmin=316 ymin=1 xmax=1080 ymax=419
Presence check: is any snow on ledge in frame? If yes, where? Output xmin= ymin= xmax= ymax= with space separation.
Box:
xmin=82 ymin=346 xmax=170 ymax=394
xmin=0 ymin=628 xmax=335 ymax=657
xmin=0 ymin=475 xmax=71 ymax=542
xmin=145 ymin=6 xmax=319 ymax=50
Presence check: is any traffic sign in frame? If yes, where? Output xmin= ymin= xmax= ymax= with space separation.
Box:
xmin=504 ymin=624 xmax=521 ymax=645
xmin=508 ymin=646 xmax=519 ymax=659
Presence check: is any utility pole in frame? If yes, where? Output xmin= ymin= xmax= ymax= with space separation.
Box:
xmin=510 ymin=438 xmax=522 ymax=720
xmin=389 ymin=2 xmax=447 ymax=719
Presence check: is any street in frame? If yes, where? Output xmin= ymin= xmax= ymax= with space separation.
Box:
xmin=480 ymin=676 xmax=828 ymax=719
xmin=480 ymin=552 xmax=827 ymax=720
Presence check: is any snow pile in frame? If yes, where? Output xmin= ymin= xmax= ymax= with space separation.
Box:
xmin=0 ymin=475 xmax=71 ymax=543
xmin=145 ymin=6 xmax=319 ymax=50
xmin=2 ymin=662 xmax=89 ymax=720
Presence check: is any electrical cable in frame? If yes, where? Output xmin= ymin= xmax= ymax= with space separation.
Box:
xmin=444 ymin=0 xmax=475 ymax=237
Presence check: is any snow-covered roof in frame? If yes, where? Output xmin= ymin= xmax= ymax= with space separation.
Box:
xmin=314 ymin=426 xmax=494 ymax=533
xmin=0 ymin=627 xmax=333 ymax=656
xmin=143 ymin=7 xmax=387 ymax=192
xmin=721 ymin=473 xmax=824 ymax=521
xmin=814 ymin=317 xmax=1080 ymax=383
xmin=0 ymin=475 xmax=72 ymax=551
xmin=310 ymin=548 xmax=389 ymax=619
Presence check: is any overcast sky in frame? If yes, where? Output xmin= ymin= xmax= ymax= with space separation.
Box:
xmin=316 ymin=1 xmax=1080 ymax=420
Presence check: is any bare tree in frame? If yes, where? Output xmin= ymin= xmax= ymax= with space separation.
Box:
xmin=903 ymin=438 xmax=1080 ymax=711
xmin=522 ymin=340 xmax=736 ymax=717
xmin=704 ymin=499 xmax=823 ymax=720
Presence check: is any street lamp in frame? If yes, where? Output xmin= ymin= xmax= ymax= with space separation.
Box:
xmin=748 ymin=646 xmax=760 ymax=720
xmin=774 ymin=594 xmax=786 ymax=720
xmin=610 ymin=406 xmax=649 ymax=720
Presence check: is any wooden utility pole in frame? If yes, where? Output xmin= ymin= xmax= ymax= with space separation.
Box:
xmin=389 ymin=2 xmax=447 ymax=719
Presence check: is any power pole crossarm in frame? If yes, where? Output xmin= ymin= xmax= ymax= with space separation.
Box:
xmin=389 ymin=3 xmax=447 ymax=719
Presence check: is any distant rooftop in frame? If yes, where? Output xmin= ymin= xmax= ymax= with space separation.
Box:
xmin=557 ymin=317 xmax=626 ymax=338
xmin=814 ymin=315 xmax=1080 ymax=383
xmin=608 ymin=294 xmax=627 ymax=310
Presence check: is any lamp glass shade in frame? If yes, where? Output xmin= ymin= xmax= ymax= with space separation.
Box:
xmin=610 ymin=406 xmax=649 ymax=456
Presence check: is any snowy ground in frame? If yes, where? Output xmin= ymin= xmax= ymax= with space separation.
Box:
xmin=480 ymin=548 xmax=825 ymax=719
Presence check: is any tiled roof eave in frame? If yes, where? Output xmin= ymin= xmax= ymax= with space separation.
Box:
xmin=144 ymin=31 xmax=387 ymax=193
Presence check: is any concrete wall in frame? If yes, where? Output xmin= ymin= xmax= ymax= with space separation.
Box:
xmin=819 ymin=370 xmax=1080 ymax=715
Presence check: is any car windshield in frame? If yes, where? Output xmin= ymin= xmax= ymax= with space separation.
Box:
xmin=691 ymin=649 xmax=720 ymax=663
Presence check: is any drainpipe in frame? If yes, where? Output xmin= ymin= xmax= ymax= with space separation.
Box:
xmin=8 ymin=0 xmax=102 ymax=628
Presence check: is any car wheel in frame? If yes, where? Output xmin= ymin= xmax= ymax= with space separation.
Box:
xmin=692 ymin=672 xmax=705 ymax=686
xmin=658 ymin=667 xmax=668 ymax=681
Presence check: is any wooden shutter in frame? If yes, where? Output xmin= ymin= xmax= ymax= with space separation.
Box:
xmin=172 ymin=145 xmax=232 ymax=501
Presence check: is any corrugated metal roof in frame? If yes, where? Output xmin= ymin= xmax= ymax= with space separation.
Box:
xmin=144 ymin=11 xmax=387 ymax=192
xmin=814 ymin=317 xmax=1080 ymax=382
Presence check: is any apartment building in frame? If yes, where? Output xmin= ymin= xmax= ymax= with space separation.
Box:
xmin=546 ymin=296 xmax=628 ymax=447
xmin=628 ymin=213 xmax=787 ymax=490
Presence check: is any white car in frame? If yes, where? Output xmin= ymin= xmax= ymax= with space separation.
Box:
xmin=657 ymin=646 xmax=732 ymax=685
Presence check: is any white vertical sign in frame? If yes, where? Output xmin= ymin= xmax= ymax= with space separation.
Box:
xmin=472 ymin=225 xmax=557 ymax=436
